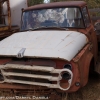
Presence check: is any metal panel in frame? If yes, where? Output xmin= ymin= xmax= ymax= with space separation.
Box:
xmin=3 ymin=0 xmax=28 ymax=28
xmin=0 ymin=64 xmax=73 ymax=91
xmin=0 ymin=31 xmax=88 ymax=61
xmin=2 ymin=72 xmax=59 ymax=81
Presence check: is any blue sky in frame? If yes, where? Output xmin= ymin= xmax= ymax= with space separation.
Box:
xmin=44 ymin=0 xmax=50 ymax=3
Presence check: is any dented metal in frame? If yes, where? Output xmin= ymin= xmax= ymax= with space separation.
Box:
xmin=0 ymin=1 xmax=99 ymax=94
xmin=0 ymin=64 xmax=73 ymax=91
xmin=2 ymin=72 xmax=59 ymax=81
xmin=0 ymin=31 xmax=88 ymax=61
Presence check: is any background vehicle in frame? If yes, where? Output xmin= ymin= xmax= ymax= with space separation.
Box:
xmin=0 ymin=1 xmax=99 ymax=100
xmin=0 ymin=0 xmax=27 ymax=39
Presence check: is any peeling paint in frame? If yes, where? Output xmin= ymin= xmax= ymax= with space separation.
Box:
xmin=0 ymin=31 xmax=88 ymax=61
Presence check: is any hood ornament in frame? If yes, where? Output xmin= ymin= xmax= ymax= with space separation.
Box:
xmin=17 ymin=48 xmax=26 ymax=58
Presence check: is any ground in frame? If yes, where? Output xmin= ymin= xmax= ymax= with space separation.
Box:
xmin=0 ymin=73 xmax=100 ymax=100
xmin=67 ymin=73 xmax=100 ymax=100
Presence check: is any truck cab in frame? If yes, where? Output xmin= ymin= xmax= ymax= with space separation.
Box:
xmin=0 ymin=1 xmax=98 ymax=99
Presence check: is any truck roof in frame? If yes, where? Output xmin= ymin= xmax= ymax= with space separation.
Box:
xmin=24 ymin=1 xmax=86 ymax=11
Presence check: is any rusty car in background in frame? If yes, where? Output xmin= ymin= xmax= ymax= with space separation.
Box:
xmin=0 ymin=1 xmax=99 ymax=99
xmin=0 ymin=0 xmax=27 ymax=39
xmin=0 ymin=0 xmax=19 ymax=39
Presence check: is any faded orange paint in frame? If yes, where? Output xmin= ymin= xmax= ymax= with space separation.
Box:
xmin=0 ymin=1 xmax=98 ymax=97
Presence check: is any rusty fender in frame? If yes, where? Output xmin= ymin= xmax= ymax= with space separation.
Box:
xmin=73 ymin=44 xmax=93 ymax=87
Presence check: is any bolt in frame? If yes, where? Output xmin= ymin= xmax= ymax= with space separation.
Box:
xmin=75 ymin=82 xmax=80 ymax=87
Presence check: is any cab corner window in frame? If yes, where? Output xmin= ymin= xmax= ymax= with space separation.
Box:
xmin=82 ymin=7 xmax=91 ymax=27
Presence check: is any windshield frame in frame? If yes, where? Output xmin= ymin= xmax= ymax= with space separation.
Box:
xmin=21 ymin=6 xmax=85 ymax=31
xmin=81 ymin=6 xmax=91 ymax=28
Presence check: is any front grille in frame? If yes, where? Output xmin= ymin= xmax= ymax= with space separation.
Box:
xmin=0 ymin=64 xmax=73 ymax=91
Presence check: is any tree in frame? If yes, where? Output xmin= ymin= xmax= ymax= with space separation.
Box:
xmin=50 ymin=0 xmax=100 ymax=8
xmin=84 ymin=0 xmax=100 ymax=8
xmin=28 ymin=0 xmax=44 ymax=6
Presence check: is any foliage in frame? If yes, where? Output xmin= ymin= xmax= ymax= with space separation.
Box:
xmin=28 ymin=0 xmax=100 ymax=8
xmin=28 ymin=0 xmax=44 ymax=6
xmin=50 ymin=0 xmax=100 ymax=8
xmin=84 ymin=0 xmax=100 ymax=8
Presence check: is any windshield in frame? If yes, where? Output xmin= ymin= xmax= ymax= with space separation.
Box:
xmin=21 ymin=7 xmax=84 ymax=30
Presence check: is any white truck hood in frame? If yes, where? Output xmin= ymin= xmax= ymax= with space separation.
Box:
xmin=0 ymin=31 xmax=88 ymax=61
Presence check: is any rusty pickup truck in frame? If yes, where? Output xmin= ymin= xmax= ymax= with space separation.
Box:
xmin=0 ymin=1 xmax=99 ymax=99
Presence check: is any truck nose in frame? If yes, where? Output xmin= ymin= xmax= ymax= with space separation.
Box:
xmin=0 ymin=64 xmax=73 ymax=91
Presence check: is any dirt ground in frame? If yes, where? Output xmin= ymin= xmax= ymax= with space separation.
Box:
xmin=0 ymin=73 xmax=100 ymax=100
xmin=67 ymin=73 xmax=100 ymax=100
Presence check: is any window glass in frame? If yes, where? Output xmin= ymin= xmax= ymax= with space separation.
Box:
xmin=21 ymin=7 xmax=84 ymax=30
xmin=82 ymin=7 xmax=91 ymax=27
